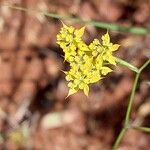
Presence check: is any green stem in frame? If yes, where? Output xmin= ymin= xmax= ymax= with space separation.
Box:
xmin=113 ymin=59 xmax=150 ymax=150
xmin=131 ymin=126 xmax=150 ymax=133
xmin=116 ymin=58 xmax=139 ymax=73
xmin=3 ymin=5 xmax=150 ymax=34
xmin=124 ymin=73 xmax=139 ymax=126
xmin=124 ymin=59 xmax=150 ymax=127
xmin=138 ymin=59 xmax=150 ymax=73
xmin=112 ymin=74 xmax=139 ymax=150
xmin=112 ymin=128 xmax=126 ymax=150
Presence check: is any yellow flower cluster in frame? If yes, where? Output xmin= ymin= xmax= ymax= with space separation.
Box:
xmin=57 ymin=24 xmax=120 ymax=97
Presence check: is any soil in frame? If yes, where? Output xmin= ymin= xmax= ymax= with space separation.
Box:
xmin=0 ymin=0 xmax=150 ymax=150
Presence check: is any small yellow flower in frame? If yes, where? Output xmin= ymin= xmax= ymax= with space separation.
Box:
xmin=57 ymin=24 xmax=120 ymax=97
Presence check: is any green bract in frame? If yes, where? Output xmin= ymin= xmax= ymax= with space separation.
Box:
xmin=57 ymin=24 xmax=120 ymax=97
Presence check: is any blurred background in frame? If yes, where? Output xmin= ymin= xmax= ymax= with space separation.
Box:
xmin=0 ymin=0 xmax=150 ymax=149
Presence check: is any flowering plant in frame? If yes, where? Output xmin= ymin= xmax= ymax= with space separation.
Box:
xmin=57 ymin=24 xmax=120 ymax=96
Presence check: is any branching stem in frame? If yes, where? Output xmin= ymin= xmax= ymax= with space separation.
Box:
xmin=113 ymin=59 xmax=150 ymax=150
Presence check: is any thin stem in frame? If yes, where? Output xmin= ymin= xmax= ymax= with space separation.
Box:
xmin=125 ymin=59 xmax=150 ymax=126
xmin=113 ymin=59 xmax=150 ymax=149
xmin=131 ymin=126 xmax=150 ymax=133
xmin=124 ymin=73 xmax=139 ymax=126
xmin=112 ymin=74 xmax=139 ymax=150
xmin=3 ymin=5 xmax=150 ymax=34
xmin=112 ymin=128 xmax=126 ymax=150
xmin=139 ymin=59 xmax=150 ymax=73
xmin=116 ymin=58 xmax=139 ymax=73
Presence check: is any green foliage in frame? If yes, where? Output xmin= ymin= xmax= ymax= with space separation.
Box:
xmin=57 ymin=24 xmax=120 ymax=96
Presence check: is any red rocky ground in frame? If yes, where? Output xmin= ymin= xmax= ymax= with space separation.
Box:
xmin=0 ymin=0 xmax=149 ymax=149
